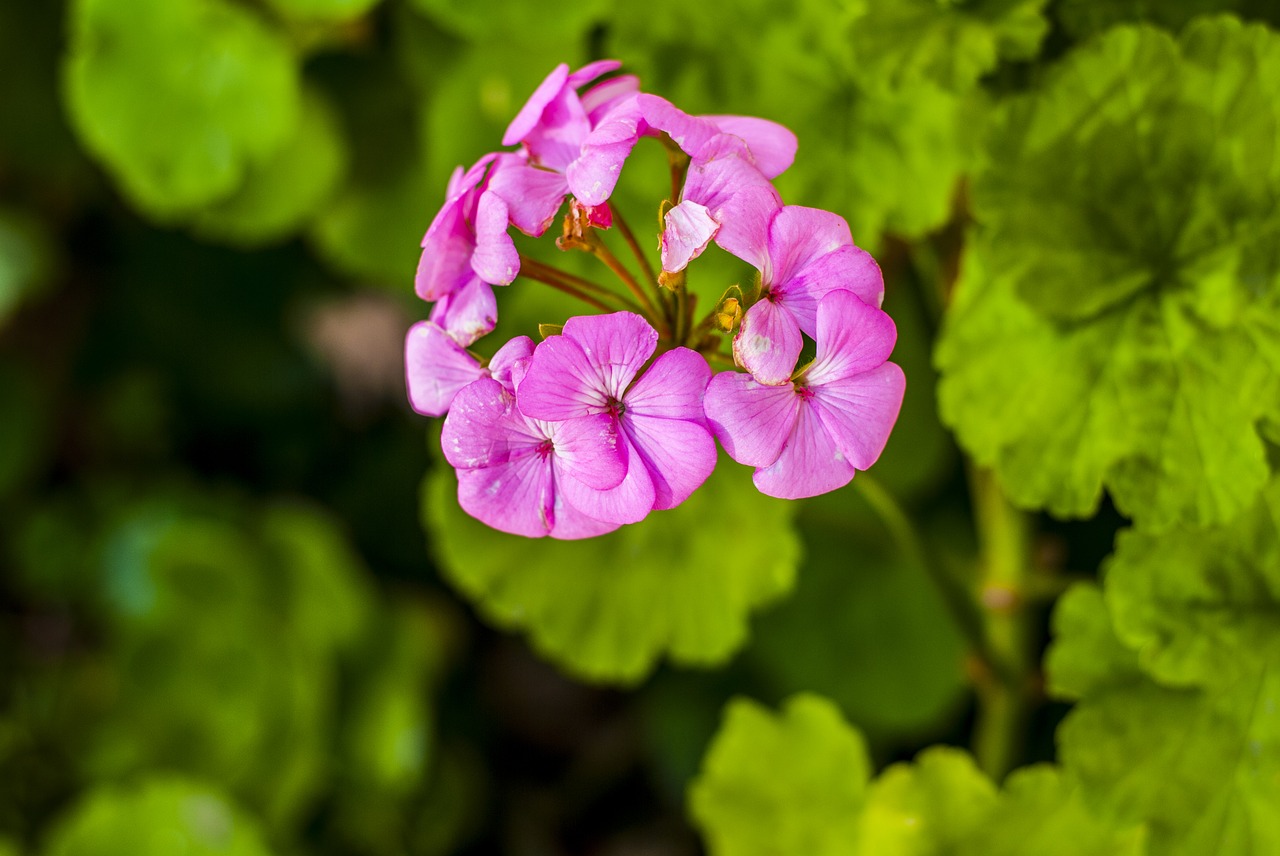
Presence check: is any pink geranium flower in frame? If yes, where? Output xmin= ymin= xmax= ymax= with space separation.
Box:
xmin=441 ymin=332 xmax=626 ymax=539
xmin=705 ymin=290 xmax=905 ymax=499
xmin=732 ymin=206 xmax=885 ymax=384
xmin=516 ymin=312 xmax=716 ymax=523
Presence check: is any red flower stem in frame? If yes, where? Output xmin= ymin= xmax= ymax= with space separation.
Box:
xmin=587 ymin=237 xmax=668 ymax=337
xmin=611 ymin=209 xmax=659 ymax=289
xmin=518 ymin=256 xmax=640 ymax=314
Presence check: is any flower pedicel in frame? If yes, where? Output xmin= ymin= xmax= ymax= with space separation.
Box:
xmin=407 ymin=60 xmax=906 ymax=539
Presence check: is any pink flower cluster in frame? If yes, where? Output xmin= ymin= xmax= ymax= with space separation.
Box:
xmin=407 ymin=60 xmax=906 ymax=539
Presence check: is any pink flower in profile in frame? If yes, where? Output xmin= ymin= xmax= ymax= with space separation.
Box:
xmin=732 ymin=206 xmax=885 ymax=384
xmin=441 ymin=364 xmax=625 ymax=540
xmin=486 ymin=61 xmax=637 ymax=239
xmin=659 ymin=133 xmax=782 ymax=273
xmin=704 ymin=290 xmax=905 ymax=499
xmin=414 ymin=154 xmax=519 ymax=346
xmin=517 ymin=312 xmax=716 ymax=523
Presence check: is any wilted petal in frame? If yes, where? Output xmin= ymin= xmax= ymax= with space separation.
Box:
xmin=810 ymin=362 xmax=906 ymax=471
xmin=625 ymin=414 xmax=716 ymax=510
xmin=706 ymin=115 xmax=798 ymax=178
xmin=428 ymin=275 xmax=496 ymax=347
xmin=734 ymin=299 xmax=803 ymax=386
xmin=704 ymin=370 xmax=799 ymax=468
xmin=559 ymin=432 xmax=656 ymax=524
xmin=766 ymin=206 xmax=854 ymax=288
xmin=806 ymin=290 xmax=899 ymax=383
xmin=471 ymin=192 xmax=519 ymax=285
xmin=751 ymin=402 xmax=856 ymax=499
xmin=487 ymin=155 xmax=569 ymax=237
xmin=661 ymin=201 xmax=719 ymax=272
xmin=405 ymin=321 xmax=485 ymax=416
xmin=624 ymin=348 xmax=712 ymax=422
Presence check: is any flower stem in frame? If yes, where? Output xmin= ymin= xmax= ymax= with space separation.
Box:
xmin=518 ymin=256 xmax=641 ymax=315
xmin=967 ymin=464 xmax=1034 ymax=781
xmin=586 ymin=235 xmax=667 ymax=336
xmin=612 ymin=209 xmax=659 ymax=289
xmin=853 ymin=475 xmax=1018 ymax=693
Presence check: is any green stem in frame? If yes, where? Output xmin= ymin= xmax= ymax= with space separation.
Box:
xmin=967 ymin=464 xmax=1034 ymax=781
xmin=854 ymin=475 xmax=1017 ymax=690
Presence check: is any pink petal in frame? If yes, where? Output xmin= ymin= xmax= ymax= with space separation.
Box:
xmin=547 ymin=413 xmax=626 ymax=491
xmin=441 ymin=378 xmax=538 ymax=469
xmin=582 ymin=75 xmax=641 ymax=125
xmin=637 ymin=94 xmax=720 ymax=157
xmin=518 ymin=336 xmax=610 ymax=420
xmin=487 ymin=155 xmax=569 ymax=237
xmin=428 ymin=275 xmax=496 ymax=347
xmin=415 ymin=197 xmax=474 ymax=301
xmin=774 ymin=245 xmax=884 ymax=337
xmin=706 ymin=115 xmax=798 ymax=179
xmin=404 ymin=321 xmax=485 ymax=416
xmin=456 ymin=453 xmax=551 ymax=538
xmin=561 ymin=311 xmax=659 ymax=396
xmin=546 ymin=499 xmax=621 ymax=540
xmin=751 ymin=401 xmax=857 ymax=499
xmin=624 ymin=347 xmax=712 ymax=422
xmin=810 ymin=362 xmax=906 ymax=471
xmin=567 ymin=107 xmax=642 ymax=208
xmin=624 ymin=413 xmax=716 ymax=510
xmin=709 ymin=184 xmax=781 ymax=271
xmin=703 ymin=370 xmax=799 ymax=468
xmin=806 ymin=290 xmax=899 ymax=383
xmin=661 ymin=201 xmax=719 ymax=272
xmin=765 ymin=206 xmax=854 ymax=289
xmin=470 ymin=192 xmax=519 ymax=285
xmin=559 ymin=431 xmax=656 ymax=524
xmin=566 ymin=59 xmax=623 ymax=89
xmin=733 ymin=299 xmax=803 ymax=386
xmin=503 ymin=64 xmax=570 ymax=146
xmin=488 ymin=335 xmax=535 ymax=393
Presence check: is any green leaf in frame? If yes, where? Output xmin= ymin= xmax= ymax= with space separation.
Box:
xmin=688 ymin=695 xmax=1145 ymax=856
xmin=422 ymin=461 xmax=800 ymax=684
xmin=1104 ymin=476 xmax=1280 ymax=688
xmin=192 ymin=89 xmax=347 ymax=246
xmin=1059 ymin=666 xmax=1280 ymax=855
xmin=857 ymin=748 xmax=998 ymax=852
xmin=406 ymin=0 xmax=608 ymax=42
xmin=844 ymin=0 xmax=1051 ymax=92
xmin=957 ymin=766 xmax=1147 ymax=856
xmin=748 ymin=520 xmax=969 ymax=738
xmin=1049 ymin=579 xmax=1280 ymax=855
xmin=263 ymin=0 xmax=383 ymax=23
xmin=1044 ymin=584 xmax=1144 ymax=701
xmin=937 ymin=19 xmax=1280 ymax=528
xmin=63 ymin=0 xmax=300 ymax=218
xmin=687 ymin=694 xmax=871 ymax=856
xmin=42 ymin=777 xmax=276 ymax=856
xmin=1055 ymin=0 xmax=1271 ymax=40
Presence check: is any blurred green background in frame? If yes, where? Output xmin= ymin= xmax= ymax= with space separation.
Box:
xmin=3 ymin=1 xmax=1278 ymax=854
